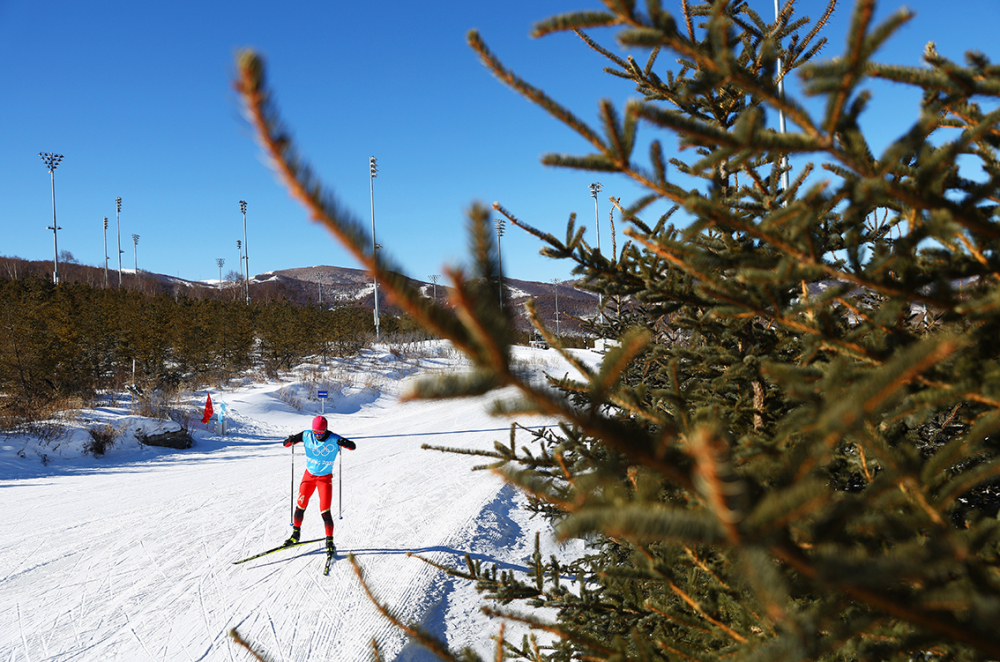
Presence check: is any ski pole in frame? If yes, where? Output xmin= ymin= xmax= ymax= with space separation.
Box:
xmin=338 ymin=448 xmax=343 ymax=520
xmin=290 ymin=444 xmax=295 ymax=526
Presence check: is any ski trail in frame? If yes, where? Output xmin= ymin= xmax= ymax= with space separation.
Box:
xmin=0 ymin=345 xmax=591 ymax=660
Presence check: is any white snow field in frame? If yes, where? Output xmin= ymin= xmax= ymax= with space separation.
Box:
xmin=0 ymin=342 xmax=592 ymax=661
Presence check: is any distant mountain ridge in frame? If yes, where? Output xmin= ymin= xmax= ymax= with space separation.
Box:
xmin=263 ymin=265 xmax=598 ymax=335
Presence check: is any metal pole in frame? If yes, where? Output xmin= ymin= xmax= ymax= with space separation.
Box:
xmin=240 ymin=201 xmax=249 ymax=304
xmin=237 ymin=240 xmax=243 ymax=293
xmin=369 ymin=157 xmax=380 ymax=341
xmin=495 ymin=218 xmax=505 ymax=310
xmin=338 ymin=449 xmax=343 ymax=520
xmin=775 ymin=0 xmax=790 ymax=197
xmin=132 ymin=234 xmax=139 ymax=273
xmin=49 ymin=169 xmax=59 ymax=284
xmin=103 ymin=218 xmax=109 ymax=288
xmin=290 ymin=445 xmax=295 ymax=526
xmin=589 ymin=183 xmax=604 ymax=311
xmin=116 ymin=197 xmax=123 ymax=288
xmin=552 ymin=278 xmax=561 ymax=337
xmin=39 ymin=153 xmax=63 ymax=284
xmin=589 ymin=182 xmax=602 ymax=253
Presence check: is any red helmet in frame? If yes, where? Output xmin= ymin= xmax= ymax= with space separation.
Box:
xmin=312 ymin=415 xmax=328 ymax=434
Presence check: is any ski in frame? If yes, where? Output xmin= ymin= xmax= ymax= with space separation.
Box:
xmin=323 ymin=550 xmax=335 ymax=575
xmin=233 ymin=538 xmax=325 ymax=565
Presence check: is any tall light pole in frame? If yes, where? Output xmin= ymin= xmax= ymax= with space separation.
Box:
xmin=237 ymin=239 xmax=244 ymax=290
xmin=216 ymin=258 xmax=225 ymax=284
xmin=429 ymin=274 xmax=439 ymax=303
xmin=495 ymin=217 xmax=505 ymax=310
xmin=239 ymin=200 xmax=249 ymax=304
xmin=132 ymin=234 xmax=140 ymax=273
xmin=116 ymin=197 xmax=123 ymax=288
xmin=39 ymin=152 xmax=64 ymax=284
xmin=369 ymin=156 xmax=380 ymax=340
xmin=589 ymin=182 xmax=603 ymax=253
xmin=551 ymin=278 xmax=561 ymax=337
xmin=774 ymin=0 xmax=790 ymax=198
xmin=103 ymin=217 xmax=109 ymax=288
xmin=589 ymin=182 xmax=604 ymax=312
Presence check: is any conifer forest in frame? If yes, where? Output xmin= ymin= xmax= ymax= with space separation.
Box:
xmin=0 ymin=274 xmax=382 ymax=430
xmin=232 ymin=0 xmax=1000 ymax=659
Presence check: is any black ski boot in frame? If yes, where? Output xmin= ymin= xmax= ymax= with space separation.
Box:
xmin=325 ymin=536 xmax=335 ymax=556
xmin=284 ymin=527 xmax=301 ymax=546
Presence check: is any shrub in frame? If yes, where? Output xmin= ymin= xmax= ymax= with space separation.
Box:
xmin=84 ymin=424 xmax=120 ymax=457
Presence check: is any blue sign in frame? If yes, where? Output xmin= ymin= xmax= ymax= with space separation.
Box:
xmin=317 ymin=390 xmax=328 ymax=399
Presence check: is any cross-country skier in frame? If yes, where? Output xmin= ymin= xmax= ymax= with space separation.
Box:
xmin=282 ymin=415 xmax=356 ymax=555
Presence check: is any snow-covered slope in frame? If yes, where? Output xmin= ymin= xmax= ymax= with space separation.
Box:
xmin=0 ymin=343 xmax=591 ymax=661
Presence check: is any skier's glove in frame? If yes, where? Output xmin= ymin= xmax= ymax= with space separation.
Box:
xmin=338 ymin=438 xmax=357 ymax=451
xmin=282 ymin=437 xmax=295 ymax=447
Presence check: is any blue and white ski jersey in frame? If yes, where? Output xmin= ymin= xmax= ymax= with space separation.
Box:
xmin=302 ymin=431 xmax=344 ymax=476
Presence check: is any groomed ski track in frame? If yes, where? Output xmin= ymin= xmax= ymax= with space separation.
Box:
xmin=0 ymin=345 xmax=586 ymax=661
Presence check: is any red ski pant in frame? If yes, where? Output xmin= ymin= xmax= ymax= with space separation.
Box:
xmin=294 ymin=471 xmax=334 ymax=537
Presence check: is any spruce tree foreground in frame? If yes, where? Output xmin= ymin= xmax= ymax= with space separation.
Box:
xmin=233 ymin=0 xmax=1000 ymax=660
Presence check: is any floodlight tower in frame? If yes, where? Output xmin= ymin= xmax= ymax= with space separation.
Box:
xmin=116 ymin=197 xmax=123 ymax=288
xmin=369 ymin=156 xmax=380 ymax=340
xmin=216 ymin=258 xmax=225 ymax=284
xmin=589 ymin=182 xmax=603 ymax=253
xmin=39 ymin=152 xmax=64 ymax=284
xmin=429 ymin=274 xmax=439 ymax=303
xmin=132 ymin=234 xmax=140 ymax=272
xmin=589 ymin=182 xmax=605 ymax=311
xmin=774 ymin=0 xmax=790 ymax=198
xmin=239 ymin=200 xmax=249 ymax=304
xmin=551 ymin=278 xmax=561 ymax=337
xmin=237 ymin=239 xmax=244 ymax=288
xmin=103 ymin=217 xmax=109 ymax=288
xmin=495 ymin=218 xmax=505 ymax=310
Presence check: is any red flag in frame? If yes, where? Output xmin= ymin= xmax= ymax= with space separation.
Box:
xmin=201 ymin=393 xmax=214 ymax=424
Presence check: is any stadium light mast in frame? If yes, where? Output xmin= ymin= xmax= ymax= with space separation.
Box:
xmin=551 ymin=278 xmax=561 ymax=337
xmin=103 ymin=217 xmax=109 ymax=288
xmin=369 ymin=156 xmax=380 ymax=341
xmin=589 ymin=182 xmax=605 ymax=311
xmin=39 ymin=152 xmax=64 ymax=284
xmin=132 ymin=234 xmax=140 ymax=273
xmin=495 ymin=217 xmax=505 ymax=310
xmin=589 ymin=182 xmax=603 ymax=253
xmin=116 ymin=197 xmax=123 ymax=288
xmin=237 ymin=239 xmax=244 ymax=290
xmin=774 ymin=0 xmax=790 ymax=199
xmin=429 ymin=274 xmax=439 ymax=304
xmin=240 ymin=200 xmax=249 ymax=304
xmin=216 ymin=258 xmax=225 ymax=285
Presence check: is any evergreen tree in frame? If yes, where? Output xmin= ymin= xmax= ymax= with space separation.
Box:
xmin=234 ymin=0 xmax=1000 ymax=658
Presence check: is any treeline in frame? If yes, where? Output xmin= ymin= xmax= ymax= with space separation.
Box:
xmin=0 ymin=276 xmax=416 ymax=428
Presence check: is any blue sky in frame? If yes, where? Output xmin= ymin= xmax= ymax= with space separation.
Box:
xmin=2 ymin=1 xmax=998 ymax=285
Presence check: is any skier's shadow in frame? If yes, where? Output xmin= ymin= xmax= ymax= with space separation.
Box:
xmin=250 ymin=545 xmax=530 ymax=574
xmin=343 ymin=546 xmax=531 ymax=574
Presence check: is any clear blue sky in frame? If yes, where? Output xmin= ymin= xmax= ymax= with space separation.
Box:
xmin=2 ymin=1 xmax=998 ymax=285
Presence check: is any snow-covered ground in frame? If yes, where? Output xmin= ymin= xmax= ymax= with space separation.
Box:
xmin=0 ymin=342 xmax=592 ymax=661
